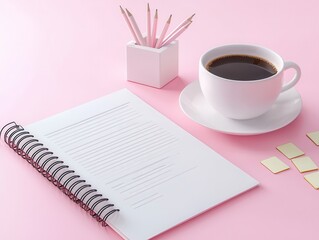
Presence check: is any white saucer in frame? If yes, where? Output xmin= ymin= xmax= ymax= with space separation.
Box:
xmin=179 ymin=81 xmax=302 ymax=135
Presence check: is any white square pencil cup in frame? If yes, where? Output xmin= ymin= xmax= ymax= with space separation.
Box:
xmin=126 ymin=40 xmax=178 ymax=88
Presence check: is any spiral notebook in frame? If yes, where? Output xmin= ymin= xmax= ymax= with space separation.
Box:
xmin=1 ymin=89 xmax=258 ymax=240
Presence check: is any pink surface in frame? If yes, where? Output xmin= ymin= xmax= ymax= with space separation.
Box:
xmin=0 ymin=0 xmax=318 ymax=239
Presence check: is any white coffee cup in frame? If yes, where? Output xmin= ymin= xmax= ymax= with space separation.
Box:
xmin=199 ymin=44 xmax=301 ymax=120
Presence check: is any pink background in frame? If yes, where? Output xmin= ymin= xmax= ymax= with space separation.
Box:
xmin=0 ymin=0 xmax=318 ymax=239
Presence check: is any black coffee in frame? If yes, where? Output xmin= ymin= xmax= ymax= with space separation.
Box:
xmin=206 ymin=55 xmax=277 ymax=80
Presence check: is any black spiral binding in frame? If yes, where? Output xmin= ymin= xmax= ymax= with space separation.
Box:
xmin=0 ymin=122 xmax=119 ymax=226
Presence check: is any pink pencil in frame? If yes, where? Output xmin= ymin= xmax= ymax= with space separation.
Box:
xmin=163 ymin=13 xmax=195 ymax=44
xmin=147 ymin=3 xmax=151 ymax=47
xmin=161 ymin=21 xmax=192 ymax=47
xmin=119 ymin=6 xmax=140 ymax=45
xmin=151 ymin=9 xmax=158 ymax=47
xmin=155 ymin=14 xmax=172 ymax=48
xmin=126 ymin=8 xmax=146 ymax=46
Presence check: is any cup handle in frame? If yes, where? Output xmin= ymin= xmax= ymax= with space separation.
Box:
xmin=281 ymin=61 xmax=301 ymax=92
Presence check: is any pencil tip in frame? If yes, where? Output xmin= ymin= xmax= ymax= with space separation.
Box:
xmin=188 ymin=13 xmax=196 ymax=20
xmin=147 ymin=3 xmax=150 ymax=11
xmin=125 ymin=8 xmax=132 ymax=16
xmin=119 ymin=5 xmax=125 ymax=13
xmin=155 ymin=9 xmax=158 ymax=17
xmin=168 ymin=14 xmax=172 ymax=23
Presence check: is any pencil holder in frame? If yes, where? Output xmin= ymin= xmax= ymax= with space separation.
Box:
xmin=126 ymin=40 xmax=178 ymax=88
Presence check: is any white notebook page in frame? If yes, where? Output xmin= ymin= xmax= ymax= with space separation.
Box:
xmin=26 ymin=89 xmax=258 ymax=240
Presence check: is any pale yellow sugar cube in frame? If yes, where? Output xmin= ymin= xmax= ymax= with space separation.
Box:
xmin=261 ymin=156 xmax=290 ymax=174
xmin=307 ymin=131 xmax=319 ymax=146
xmin=291 ymin=156 xmax=318 ymax=173
xmin=304 ymin=171 xmax=319 ymax=189
xmin=276 ymin=143 xmax=304 ymax=159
